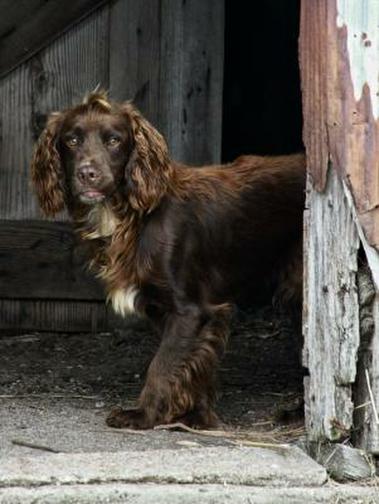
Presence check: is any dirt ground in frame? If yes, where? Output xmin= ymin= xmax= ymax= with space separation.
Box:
xmin=0 ymin=305 xmax=304 ymax=435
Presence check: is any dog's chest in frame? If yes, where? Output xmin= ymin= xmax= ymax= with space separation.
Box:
xmin=84 ymin=205 xmax=140 ymax=316
xmin=85 ymin=204 xmax=119 ymax=239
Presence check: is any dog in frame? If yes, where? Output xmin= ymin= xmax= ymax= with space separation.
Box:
xmin=31 ymin=91 xmax=305 ymax=429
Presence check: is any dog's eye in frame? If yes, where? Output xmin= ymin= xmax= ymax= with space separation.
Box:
xmin=66 ymin=136 xmax=79 ymax=148
xmin=107 ymin=136 xmax=121 ymax=147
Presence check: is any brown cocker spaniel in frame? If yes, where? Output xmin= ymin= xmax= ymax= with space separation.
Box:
xmin=31 ymin=92 xmax=305 ymax=429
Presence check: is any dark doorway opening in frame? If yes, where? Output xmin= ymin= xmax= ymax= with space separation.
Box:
xmin=220 ymin=0 xmax=305 ymax=431
xmin=222 ymin=0 xmax=303 ymax=161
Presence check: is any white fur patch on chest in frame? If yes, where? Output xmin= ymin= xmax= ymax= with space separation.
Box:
xmin=86 ymin=204 xmax=120 ymax=239
xmin=109 ymin=286 xmax=139 ymax=316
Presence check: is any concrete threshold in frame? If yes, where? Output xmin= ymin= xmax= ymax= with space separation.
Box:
xmin=0 ymin=446 xmax=326 ymax=488
xmin=1 ymin=446 xmax=377 ymax=504
xmin=1 ymin=483 xmax=378 ymax=504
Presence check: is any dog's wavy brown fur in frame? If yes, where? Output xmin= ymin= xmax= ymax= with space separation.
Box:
xmin=31 ymin=92 xmax=305 ymax=429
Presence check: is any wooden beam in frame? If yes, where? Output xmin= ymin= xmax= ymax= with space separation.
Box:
xmin=0 ymin=0 xmax=109 ymax=77
xmin=159 ymin=0 xmax=224 ymax=164
xmin=0 ymin=221 xmax=105 ymax=301
xmin=0 ymin=299 xmax=108 ymax=333
xmin=109 ymin=0 xmax=161 ymax=126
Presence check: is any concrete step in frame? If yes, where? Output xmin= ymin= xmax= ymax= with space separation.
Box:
xmin=0 ymin=446 xmax=326 ymax=488
xmin=1 ymin=482 xmax=378 ymax=504
xmin=1 ymin=446 xmax=377 ymax=504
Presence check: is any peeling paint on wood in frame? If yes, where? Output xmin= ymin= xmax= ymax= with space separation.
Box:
xmin=337 ymin=0 xmax=379 ymax=117
xmin=300 ymin=0 xmax=379 ymax=250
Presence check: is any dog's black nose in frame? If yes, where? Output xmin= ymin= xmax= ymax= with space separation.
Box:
xmin=77 ymin=164 xmax=100 ymax=184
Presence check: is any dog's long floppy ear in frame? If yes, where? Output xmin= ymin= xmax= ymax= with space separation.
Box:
xmin=31 ymin=113 xmax=65 ymax=217
xmin=122 ymin=103 xmax=172 ymax=212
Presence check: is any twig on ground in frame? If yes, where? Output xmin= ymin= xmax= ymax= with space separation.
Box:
xmin=230 ymin=439 xmax=289 ymax=450
xmin=354 ymin=401 xmax=372 ymax=410
xmin=154 ymin=422 xmax=292 ymax=449
xmin=154 ymin=422 xmax=233 ymax=437
xmin=11 ymin=439 xmax=61 ymax=453
xmin=365 ymin=368 xmax=379 ymax=425
xmin=93 ymin=428 xmax=148 ymax=436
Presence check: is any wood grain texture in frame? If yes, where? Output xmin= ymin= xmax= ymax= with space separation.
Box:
xmin=159 ymin=0 xmax=224 ymax=164
xmin=0 ymin=220 xmax=105 ymax=301
xmin=354 ymin=267 xmax=379 ymax=454
xmin=110 ymin=0 xmax=224 ymax=165
xmin=0 ymin=64 xmax=34 ymax=220
xmin=367 ymin=298 xmax=379 ymax=454
xmin=345 ymin=176 xmax=379 ymax=454
xmin=109 ymin=0 xmax=161 ymax=126
xmin=0 ymin=299 xmax=108 ymax=333
xmin=299 ymin=0 xmax=329 ymax=191
xmin=303 ymin=167 xmax=360 ymax=441
xmin=0 ymin=6 xmax=110 ymax=221
xmin=0 ymin=0 xmax=108 ymax=77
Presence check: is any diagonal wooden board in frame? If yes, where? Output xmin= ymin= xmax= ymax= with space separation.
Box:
xmin=0 ymin=0 xmax=109 ymax=77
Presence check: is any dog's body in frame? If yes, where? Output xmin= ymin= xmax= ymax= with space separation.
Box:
xmin=31 ymin=92 xmax=305 ymax=429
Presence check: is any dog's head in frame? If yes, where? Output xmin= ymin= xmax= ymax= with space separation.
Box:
xmin=31 ymin=92 xmax=172 ymax=216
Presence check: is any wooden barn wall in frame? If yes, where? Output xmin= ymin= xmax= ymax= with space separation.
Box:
xmin=0 ymin=0 xmax=224 ymax=332
xmin=0 ymin=0 xmax=109 ymax=77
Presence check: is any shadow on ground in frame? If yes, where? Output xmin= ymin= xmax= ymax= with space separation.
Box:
xmin=0 ymin=305 xmax=305 ymax=455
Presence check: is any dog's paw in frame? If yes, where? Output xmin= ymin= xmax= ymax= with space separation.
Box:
xmin=177 ymin=408 xmax=222 ymax=430
xmin=106 ymin=407 xmax=153 ymax=429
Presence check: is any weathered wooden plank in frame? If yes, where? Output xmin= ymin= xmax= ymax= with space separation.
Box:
xmin=299 ymin=0 xmax=329 ymax=191
xmin=354 ymin=267 xmax=379 ymax=454
xmin=109 ymin=0 xmax=161 ymax=126
xmin=303 ymin=167 xmax=360 ymax=441
xmin=0 ymin=6 xmax=110 ymax=221
xmin=0 ymin=0 xmax=108 ymax=78
xmin=109 ymin=0 xmax=224 ymax=165
xmin=368 ymin=297 xmax=379 ymax=454
xmin=159 ymin=0 xmax=224 ymax=164
xmin=345 ymin=183 xmax=379 ymax=455
xmin=0 ymin=220 xmax=105 ymax=301
xmin=0 ymin=299 xmax=108 ymax=333
xmin=0 ymin=64 xmax=34 ymax=220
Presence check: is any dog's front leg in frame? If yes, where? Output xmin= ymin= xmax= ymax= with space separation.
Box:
xmin=106 ymin=304 xmax=230 ymax=429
